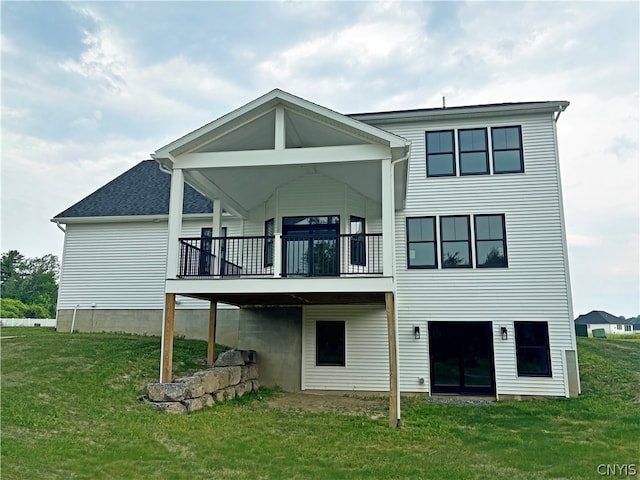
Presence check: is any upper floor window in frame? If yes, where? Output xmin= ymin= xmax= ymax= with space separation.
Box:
xmin=459 ymin=128 xmax=489 ymax=175
xmin=515 ymin=322 xmax=551 ymax=377
xmin=264 ymin=218 xmax=274 ymax=267
xmin=350 ymin=216 xmax=366 ymax=266
xmin=474 ymin=214 xmax=507 ymax=268
xmin=406 ymin=217 xmax=437 ymax=268
xmin=492 ymin=126 xmax=524 ymax=173
xmin=426 ymin=130 xmax=455 ymax=177
xmin=440 ymin=216 xmax=471 ymax=268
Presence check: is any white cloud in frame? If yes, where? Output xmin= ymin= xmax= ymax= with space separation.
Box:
xmin=0 ymin=0 xmax=638 ymax=316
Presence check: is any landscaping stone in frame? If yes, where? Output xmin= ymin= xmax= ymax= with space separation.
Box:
xmin=195 ymin=369 xmax=227 ymax=394
xmin=214 ymin=349 xmax=245 ymax=367
xmin=184 ymin=394 xmax=214 ymax=412
xmin=147 ymin=382 xmax=187 ymax=402
xmin=149 ymin=402 xmax=187 ymax=414
xmin=240 ymin=364 xmax=259 ymax=383
xmin=175 ymin=375 xmax=206 ymax=399
xmin=146 ymin=349 xmax=259 ymax=413
xmin=235 ymin=381 xmax=250 ymax=398
xmin=227 ymin=366 xmax=241 ymax=385
xmin=222 ymin=386 xmax=236 ymax=400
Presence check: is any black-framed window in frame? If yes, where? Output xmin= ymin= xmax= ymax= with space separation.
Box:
xmin=350 ymin=216 xmax=366 ymax=266
xmin=514 ymin=322 xmax=552 ymax=377
xmin=458 ymin=128 xmax=489 ymax=175
xmin=474 ymin=214 xmax=507 ymax=268
xmin=426 ymin=130 xmax=455 ymax=177
xmin=264 ymin=218 xmax=274 ymax=267
xmin=406 ymin=217 xmax=437 ymax=268
xmin=492 ymin=126 xmax=524 ymax=173
xmin=440 ymin=216 xmax=471 ymax=268
xmin=316 ymin=321 xmax=345 ymax=366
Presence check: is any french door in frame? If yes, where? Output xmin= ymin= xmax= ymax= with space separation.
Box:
xmin=428 ymin=321 xmax=496 ymax=395
xmin=282 ymin=216 xmax=340 ymax=277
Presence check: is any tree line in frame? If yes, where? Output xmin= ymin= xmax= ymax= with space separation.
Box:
xmin=1 ymin=250 xmax=59 ymax=318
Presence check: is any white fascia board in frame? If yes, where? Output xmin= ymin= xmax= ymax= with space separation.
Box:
xmin=165 ymin=276 xmax=394 ymax=296
xmin=50 ymin=213 xmax=230 ymax=225
xmin=352 ymin=101 xmax=570 ymax=126
xmin=176 ymin=144 xmax=393 ymax=170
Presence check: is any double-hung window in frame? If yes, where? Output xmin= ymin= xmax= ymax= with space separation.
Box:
xmin=458 ymin=128 xmax=489 ymax=175
xmin=440 ymin=216 xmax=471 ymax=268
xmin=426 ymin=130 xmax=455 ymax=177
xmin=474 ymin=215 xmax=507 ymax=268
xmin=406 ymin=217 xmax=437 ymax=268
xmin=514 ymin=322 xmax=552 ymax=376
xmin=492 ymin=126 xmax=524 ymax=173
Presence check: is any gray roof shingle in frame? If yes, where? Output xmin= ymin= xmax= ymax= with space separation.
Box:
xmin=574 ymin=310 xmax=630 ymax=325
xmin=53 ymin=160 xmax=212 ymax=219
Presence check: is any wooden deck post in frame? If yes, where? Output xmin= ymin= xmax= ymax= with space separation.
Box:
xmin=207 ymin=300 xmax=217 ymax=366
xmin=161 ymin=293 xmax=175 ymax=383
xmin=385 ymin=291 xmax=400 ymax=428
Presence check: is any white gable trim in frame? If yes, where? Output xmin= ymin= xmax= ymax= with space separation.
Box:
xmin=153 ymin=89 xmax=409 ymax=162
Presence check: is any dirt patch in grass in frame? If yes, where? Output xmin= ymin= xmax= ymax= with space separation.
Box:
xmin=266 ymin=391 xmax=389 ymax=418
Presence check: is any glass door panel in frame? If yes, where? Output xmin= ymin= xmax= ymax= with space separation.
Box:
xmin=429 ymin=322 xmax=495 ymax=395
xmin=283 ymin=216 xmax=339 ymax=277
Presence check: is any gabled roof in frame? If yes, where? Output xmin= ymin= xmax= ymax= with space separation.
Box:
xmin=152 ymin=88 xmax=410 ymax=162
xmin=53 ymin=160 xmax=211 ymax=221
xmin=574 ymin=310 xmax=630 ymax=325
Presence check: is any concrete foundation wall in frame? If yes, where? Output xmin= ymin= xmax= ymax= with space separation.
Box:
xmin=236 ymin=307 xmax=302 ymax=392
xmin=55 ymin=309 xmax=240 ymax=348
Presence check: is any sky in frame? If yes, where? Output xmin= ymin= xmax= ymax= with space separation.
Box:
xmin=1 ymin=1 xmax=638 ymax=318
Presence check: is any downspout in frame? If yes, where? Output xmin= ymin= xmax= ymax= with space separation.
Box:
xmin=55 ymin=221 xmax=66 ymax=233
xmin=389 ymin=148 xmax=410 ymax=426
xmin=554 ymin=103 xmax=567 ymax=122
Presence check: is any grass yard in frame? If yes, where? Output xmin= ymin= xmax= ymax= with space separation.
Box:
xmin=1 ymin=328 xmax=639 ymax=479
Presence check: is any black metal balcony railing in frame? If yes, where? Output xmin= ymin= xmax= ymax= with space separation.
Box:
xmin=177 ymin=233 xmax=382 ymax=278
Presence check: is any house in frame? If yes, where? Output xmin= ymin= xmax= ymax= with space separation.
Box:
xmin=574 ymin=310 xmax=635 ymax=336
xmin=53 ymin=89 xmax=580 ymax=426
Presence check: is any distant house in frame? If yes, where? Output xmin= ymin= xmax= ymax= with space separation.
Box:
xmin=53 ymin=89 xmax=581 ymax=426
xmin=574 ymin=311 xmax=635 ymax=336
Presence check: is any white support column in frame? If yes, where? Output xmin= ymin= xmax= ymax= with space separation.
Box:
xmin=273 ymin=234 xmax=282 ymax=277
xmin=381 ymin=158 xmax=394 ymax=277
xmin=212 ymin=199 xmax=222 ymax=276
xmin=166 ymin=168 xmax=184 ymax=279
xmin=275 ymin=105 xmax=285 ymax=150
xmin=212 ymin=199 xmax=222 ymax=237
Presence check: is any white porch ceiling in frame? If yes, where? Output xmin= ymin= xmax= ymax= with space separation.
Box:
xmin=191 ymin=160 xmax=383 ymax=212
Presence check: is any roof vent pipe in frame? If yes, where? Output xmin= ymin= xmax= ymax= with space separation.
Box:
xmin=442 ymin=96 xmax=446 ymax=109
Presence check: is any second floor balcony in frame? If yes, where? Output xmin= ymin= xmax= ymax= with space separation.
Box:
xmin=177 ymin=233 xmax=383 ymax=279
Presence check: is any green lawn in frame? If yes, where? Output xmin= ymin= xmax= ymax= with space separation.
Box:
xmin=1 ymin=328 xmax=638 ymax=479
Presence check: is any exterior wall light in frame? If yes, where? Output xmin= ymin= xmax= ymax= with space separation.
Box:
xmin=501 ymin=327 xmax=508 ymax=340
xmin=414 ymin=325 xmax=421 ymax=339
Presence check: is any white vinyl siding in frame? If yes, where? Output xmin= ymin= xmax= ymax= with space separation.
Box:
xmin=302 ymin=305 xmax=389 ymax=391
xmin=57 ymin=218 xmax=241 ymax=310
xmin=379 ymin=112 xmax=573 ymax=396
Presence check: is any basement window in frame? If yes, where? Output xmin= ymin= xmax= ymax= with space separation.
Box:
xmin=515 ymin=322 xmax=552 ymax=377
xmin=316 ymin=321 xmax=345 ymax=366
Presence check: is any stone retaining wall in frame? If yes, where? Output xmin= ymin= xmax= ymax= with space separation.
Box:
xmin=146 ymin=349 xmax=259 ymax=414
